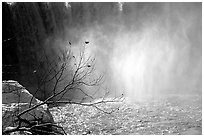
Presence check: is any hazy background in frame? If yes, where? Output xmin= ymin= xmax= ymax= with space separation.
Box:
xmin=2 ymin=2 xmax=202 ymax=102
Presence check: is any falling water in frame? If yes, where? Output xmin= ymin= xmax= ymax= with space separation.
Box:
xmin=3 ymin=2 xmax=202 ymax=102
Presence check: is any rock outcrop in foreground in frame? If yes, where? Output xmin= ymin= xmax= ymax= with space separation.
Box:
xmin=2 ymin=80 xmax=40 ymax=104
xmin=2 ymin=80 xmax=55 ymax=134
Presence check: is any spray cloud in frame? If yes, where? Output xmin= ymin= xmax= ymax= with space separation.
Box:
xmin=66 ymin=3 xmax=202 ymax=102
xmin=35 ymin=2 xmax=201 ymax=102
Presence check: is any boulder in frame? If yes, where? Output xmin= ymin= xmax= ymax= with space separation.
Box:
xmin=2 ymin=80 xmax=54 ymax=132
xmin=2 ymin=80 xmax=40 ymax=104
xmin=2 ymin=103 xmax=54 ymax=129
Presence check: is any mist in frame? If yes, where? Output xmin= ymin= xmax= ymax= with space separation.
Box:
xmin=2 ymin=3 xmax=202 ymax=135
xmin=3 ymin=2 xmax=202 ymax=102
xmin=61 ymin=3 xmax=201 ymax=102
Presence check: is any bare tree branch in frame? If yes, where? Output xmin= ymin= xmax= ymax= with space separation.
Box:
xmin=3 ymin=41 xmax=124 ymax=135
